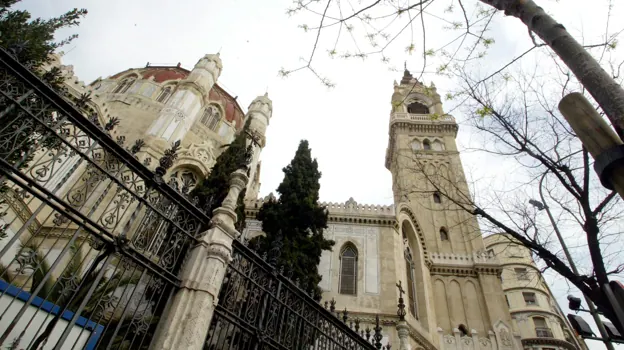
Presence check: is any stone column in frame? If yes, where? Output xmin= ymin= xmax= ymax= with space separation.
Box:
xmin=471 ymin=329 xmax=479 ymax=350
xmin=488 ymin=330 xmax=498 ymax=350
xmin=437 ymin=327 xmax=445 ymax=350
xmin=397 ymin=320 xmax=410 ymax=350
xmin=150 ymin=169 xmax=248 ymax=350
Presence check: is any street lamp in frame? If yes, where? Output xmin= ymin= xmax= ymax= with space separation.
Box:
xmin=528 ymin=196 xmax=615 ymax=350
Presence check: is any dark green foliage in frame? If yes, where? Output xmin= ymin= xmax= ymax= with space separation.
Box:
xmin=0 ymin=1 xmax=86 ymax=185
xmin=0 ymin=1 xmax=87 ymax=71
xmin=251 ymin=140 xmax=334 ymax=300
xmin=191 ymin=118 xmax=254 ymax=230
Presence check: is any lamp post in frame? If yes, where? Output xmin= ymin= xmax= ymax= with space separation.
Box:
xmin=558 ymin=92 xmax=624 ymax=336
xmin=529 ymin=186 xmax=613 ymax=350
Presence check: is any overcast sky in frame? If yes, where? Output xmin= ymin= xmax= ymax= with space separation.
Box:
xmin=20 ymin=0 xmax=624 ymax=348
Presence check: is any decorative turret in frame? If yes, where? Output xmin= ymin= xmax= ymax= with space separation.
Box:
xmin=185 ymin=53 xmax=223 ymax=92
xmin=246 ymin=92 xmax=272 ymax=141
xmin=400 ymin=66 xmax=420 ymax=86
xmin=146 ymin=53 xmax=223 ymax=147
xmin=244 ymin=92 xmax=273 ymax=200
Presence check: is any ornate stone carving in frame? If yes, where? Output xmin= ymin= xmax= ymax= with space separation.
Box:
xmin=177 ymin=141 xmax=217 ymax=171
xmin=206 ymin=243 xmax=233 ymax=264
xmin=499 ymin=328 xmax=512 ymax=347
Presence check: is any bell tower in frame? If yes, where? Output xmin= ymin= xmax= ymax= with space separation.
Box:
xmin=387 ymin=69 xmax=518 ymax=345
xmin=385 ymin=68 xmax=483 ymax=255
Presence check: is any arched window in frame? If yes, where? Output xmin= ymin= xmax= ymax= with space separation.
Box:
xmin=404 ymin=246 xmax=418 ymax=318
xmin=407 ymin=101 xmax=429 ymax=114
xmin=200 ymin=105 xmax=222 ymax=131
xmin=432 ymin=140 xmax=445 ymax=151
xmin=433 ymin=192 xmax=441 ymax=203
xmin=423 ymin=139 xmax=432 ymax=150
xmin=157 ymin=86 xmax=172 ymax=103
xmin=410 ymin=140 xmax=422 ymax=151
xmin=339 ymin=244 xmax=358 ymax=295
xmin=113 ymin=76 xmax=136 ymax=94
xmin=440 ymin=227 xmax=449 ymax=241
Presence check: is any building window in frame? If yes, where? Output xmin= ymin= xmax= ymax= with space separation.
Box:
xmin=113 ymin=77 xmax=136 ymax=94
xmin=440 ymin=227 xmax=449 ymax=241
xmin=407 ymin=101 xmax=429 ymax=114
xmin=339 ymin=245 xmax=357 ymax=295
xmin=523 ymin=292 xmax=537 ymax=305
xmin=515 ymin=268 xmax=529 ymax=280
xmin=411 ymin=140 xmax=422 ymax=151
xmin=433 ymin=192 xmax=441 ymax=203
xmin=157 ymin=86 xmax=172 ymax=103
xmin=432 ymin=139 xmax=445 ymax=151
xmin=487 ymin=249 xmax=495 ymax=257
xmin=533 ymin=317 xmax=553 ymax=338
xmin=404 ymin=247 xmax=418 ymax=319
xmin=423 ymin=139 xmax=432 ymax=150
xmin=200 ymin=105 xmax=221 ymax=131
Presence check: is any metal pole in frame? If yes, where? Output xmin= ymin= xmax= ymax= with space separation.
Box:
xmin=538 ymin=174 xmax=614 ymax=350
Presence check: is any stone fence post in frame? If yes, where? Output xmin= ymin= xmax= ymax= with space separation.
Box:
xmin=397 ymin=320 xmax=410 ymax=350
xmin=151 ymin=169 xmax=248 ymax=350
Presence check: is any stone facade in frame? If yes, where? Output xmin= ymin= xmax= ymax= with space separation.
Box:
xmin=484 ymin=234 xmax=587 ymax=350
xmin=42 ymin=53 xmax=270 ymax=200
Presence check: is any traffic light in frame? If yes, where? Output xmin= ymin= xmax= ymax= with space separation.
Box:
xmin=568 ymin=295 xmax=582 ymax=311
xmin=567 ymin=314 xmax=594 ymax=337
xmin=604 ymin=321 xmax=624 ymax=341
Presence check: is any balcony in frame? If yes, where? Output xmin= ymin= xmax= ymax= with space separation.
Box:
xmin=535 ymin=327 xmax=554 ymax=338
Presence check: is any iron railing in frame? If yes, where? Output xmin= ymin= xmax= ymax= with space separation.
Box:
xmin=205 ymin=239 xmax=384 ymax=350
xmin=0 ymin=46 xmax=209 ymax=349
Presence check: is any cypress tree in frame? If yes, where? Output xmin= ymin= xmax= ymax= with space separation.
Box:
xmin=191 ymin=118 xmax=254 ymax=231
xmin=251 ymin=140 xmax=334 ymax=300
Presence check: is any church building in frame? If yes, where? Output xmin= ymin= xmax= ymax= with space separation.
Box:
xmin=0 ymin=51 xmax=582 ymax=350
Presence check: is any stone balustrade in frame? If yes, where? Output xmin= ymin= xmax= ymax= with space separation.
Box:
xmin=391 ymin=112 xmax=456 ymax=122
xmin=429 ymin=250 xmax=499 ymax=267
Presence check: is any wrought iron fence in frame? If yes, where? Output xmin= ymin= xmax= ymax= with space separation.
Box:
xmin=0 ymin=47 xmax=210 ymax=349
xmin=205 ymin=239 xmax=386 ymax=350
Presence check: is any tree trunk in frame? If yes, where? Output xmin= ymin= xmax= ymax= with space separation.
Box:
xmin=481 ymin=0 xmax=624 ymax=138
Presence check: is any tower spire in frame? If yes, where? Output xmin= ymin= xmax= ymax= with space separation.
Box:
xmin=401 ymin=63 xmax=416 ymax=85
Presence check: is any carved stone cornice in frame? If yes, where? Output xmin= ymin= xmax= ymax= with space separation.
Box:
xmin=429 ymin=266 xmax=478 ymax=277
xmin=474 ymin=264 xmax=503 ymax=275
xmin=521 ymin=337 xmax=577 ymax=350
